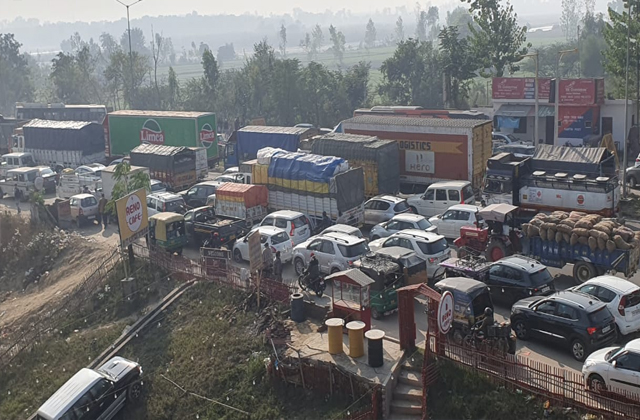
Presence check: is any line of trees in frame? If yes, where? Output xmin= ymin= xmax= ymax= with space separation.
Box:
xmin=1 ymin=0 xmax=638 ymax=125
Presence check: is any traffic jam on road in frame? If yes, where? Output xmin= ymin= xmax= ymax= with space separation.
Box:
xmin=4 ymin=108 xmax=640 ymax=405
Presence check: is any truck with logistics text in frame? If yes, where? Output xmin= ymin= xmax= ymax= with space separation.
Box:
xmin=106 ymin=110 xmax=218 ymax=165
xmin=310 ymin=133 xmax=400 ymax=197
xmin=11 ymin=119 xmax=106 ymax=171
xmin=224 ymin=126 xmax=315 ymax=168
xmin=336 ymin=115 xmax=493 ymax=194
xmin=248 ymin=148 xmax=365 ymax=227
xmin=483 ymin=145 xmax=620 ymax=217
xmin=129 ymin=144 xmax=196 ymax=192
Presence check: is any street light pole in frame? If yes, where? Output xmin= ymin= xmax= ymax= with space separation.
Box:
xmin=623 ymin=3 xmax=633 ymax=198
xmin=116 ymin=0 xmax=143 ymax=103
xmin=554 ymin=49 xmax=579 ymax=146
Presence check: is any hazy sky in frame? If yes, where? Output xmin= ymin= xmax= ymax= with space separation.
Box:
xmin=4 ymin=0 xmax=451 ymax=23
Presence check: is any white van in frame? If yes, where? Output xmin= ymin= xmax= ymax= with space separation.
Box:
xmin=407 ymin=181 xmax=475 ymax=218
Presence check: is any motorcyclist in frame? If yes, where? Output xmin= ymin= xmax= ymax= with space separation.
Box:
xmin=206 ymin=231 xmax=221 ymax=248
xmin=476 ymin=307 xmax=494 ymax=338
xmin=304 ymin=253 xmax=320 ymax=285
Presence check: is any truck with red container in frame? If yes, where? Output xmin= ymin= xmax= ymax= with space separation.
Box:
xmin=337 ymin=115 xmax=492 ymax=194
xmin=213 ymin=183 xmax=269 ymax=224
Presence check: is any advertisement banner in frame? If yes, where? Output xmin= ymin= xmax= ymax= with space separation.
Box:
xmin=405 ymin=150 xmax=435 ymax=174
xmin=559 ymin=79 xmax=597 ymax=105
xmin=116 ymin=189 xmax=149 ymax=247
xmin=558 ymin=106 xmax=598 ymax=139
xmin=492 ymin=77 xmax=551 ymax=100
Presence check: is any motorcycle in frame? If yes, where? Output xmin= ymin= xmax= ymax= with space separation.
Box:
xmin=298 ymin=272 xmax=326 ymax=297
xmin=463 ymin=322 xmax=515 ymax=355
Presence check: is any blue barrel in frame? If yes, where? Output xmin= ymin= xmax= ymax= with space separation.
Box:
xmin=291 ymin=293 xmax=305 ymax=322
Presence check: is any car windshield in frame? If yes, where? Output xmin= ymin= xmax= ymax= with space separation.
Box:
xmin=271 ymin=232 xmax=289 ymax=245
xmin=81 ymin=197 xmax=97 ymax=207
xmin=416 ymin=219 xmax=432 ymax=230
xmin=624 ymin=289 xmax=640 ymax=308
xmin=394 ymin=200 xmax=409 ymax=212
xmin=338 ymin=241 xmax=369 ymax=258
xmin=40 ymin=168 xmax=54 ymax=176
xmin=293 ymin=216 xmax=307 ymax=228
xmin=529 ymin=268 xmax=553 ymax=286
xmin=605 ymin=347 xmax=624 ymax=362
xmin=151 ymin=183 xmax=164 ymax=192
xmin=417 ymin=238 xmax=448 ymax=255
xmin=588 ymin=306 xmax=613 ymax=324
xmin=507 ymin=134 xmax=519 ymax=142
xmin=165 ymin=199 xmax=185 ymax=213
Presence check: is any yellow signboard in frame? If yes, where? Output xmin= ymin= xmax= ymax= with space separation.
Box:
xmin=116 ymin=188 xmax=149 ymax=247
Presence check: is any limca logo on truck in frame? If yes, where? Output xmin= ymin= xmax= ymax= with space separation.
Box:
xmin=140 ymin=119 xmax=165 ymax=145
xmin=199 ymin=123 xmax=216 ymax=149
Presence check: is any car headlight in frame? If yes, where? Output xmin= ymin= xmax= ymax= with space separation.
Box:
xmin=582 ymin=360 xmax=596 ymax=371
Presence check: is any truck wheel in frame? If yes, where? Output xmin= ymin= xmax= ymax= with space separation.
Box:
xmin=128 ymin=382 xmax=143 ymax=401
xmin=486 ymin=238 xmax=508 ymax=262
xmin=573 ymin=261 xmax=596 ymax=284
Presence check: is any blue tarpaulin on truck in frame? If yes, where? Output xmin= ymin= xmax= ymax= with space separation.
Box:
xmin=268 ymin=152 xmax=346 ymax=183
xmin=234 ymin=126 xmax=312 ymax=166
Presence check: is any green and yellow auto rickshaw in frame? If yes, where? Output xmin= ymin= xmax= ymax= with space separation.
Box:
xmin=149 ymin=212 xmax=187 ymax=254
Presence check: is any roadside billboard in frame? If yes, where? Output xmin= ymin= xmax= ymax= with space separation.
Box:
xmin=492 ymin=77 xmax=551 ymax=100
xmin=116 ymin=188 xmax=149 ymax=247
xmin=493 ymin=77 xmax=604 ymax=104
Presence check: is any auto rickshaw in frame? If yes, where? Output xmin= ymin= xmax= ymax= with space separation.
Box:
xmin=149 ymin=212 xmax=187 ymax=254
xmin=355 ymin=247 xmax=428 ymax=319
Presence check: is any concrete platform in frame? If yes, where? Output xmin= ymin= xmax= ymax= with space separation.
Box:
xmin=285 ymin=319 xmax=404 ymax=385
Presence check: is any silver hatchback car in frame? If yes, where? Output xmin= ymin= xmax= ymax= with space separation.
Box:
xmin=69 ymin=193 xmax=99 ymax=227
xmin=363 ymin=195 xmax=411 ymax=225
xmin=369 ymin=213 xmax=437 ymax=240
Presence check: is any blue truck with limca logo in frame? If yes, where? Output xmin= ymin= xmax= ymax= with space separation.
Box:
xmin=105 ymin=110 xmax=218 ymax=166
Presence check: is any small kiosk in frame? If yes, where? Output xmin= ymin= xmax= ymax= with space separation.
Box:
xmin=325 ymin=269 xmax=374 ymax=331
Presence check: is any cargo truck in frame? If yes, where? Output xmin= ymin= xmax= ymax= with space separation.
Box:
xmin=213 ymin=183 xmax=269 ymax=224
xmin=248 ymin=149 xmax=365 ymax=227
xmin=483 ymin=145 xmax=619 ymax=217
xmin=225 ymin=126 xmax=315 ymax=168
xmin=310 ymin=133 xmax=400 ymax=197
xmin=11 ymin=119 xmax=106 ymax=171
xmin=106 ymin=110 xmax=218 ymax=165
xmin=337 ymin=115 xmax=493 ymax=194
xmin=129 ymin=144 xmax=196 ymax=192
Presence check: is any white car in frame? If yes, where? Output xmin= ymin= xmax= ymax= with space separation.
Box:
xmin=583 ymin=339 xmax=640 ymax=395
xmin=428 ymin=204 xmax=483 ymax=239
xmin=150 ymin=179 xmax=167 ymax=194
xmin=369 ymin=213 xmax=437 ymax=240
xmin=69 ymin=193 xmax=99 ymax=227
xmin=320 ymin=224 xmax=364 ymax=239
xmin=233 ymin=226 xmax=294 ymax=263
xmin=407 ymin=181 xmax=475 ymax=218
xmin=368 ymin=229 xmax=450 ymax=278
xmin=75 ymin=163 xmax=105 ymax=177
xmin=292 ymin=232 xmax=370 ymax=276
xmin=363 ymin=195 xmax=411 ymax=225
xmin=260 ymin=210 xmax=313 ymax=246
xmin=572 ymin=276 xmax=640 ymax=336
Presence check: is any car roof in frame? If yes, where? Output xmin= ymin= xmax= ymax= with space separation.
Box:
xmin=269 ymin=210 xmax=305 ymax=219
xmin=2 ymin=152 xmax=31 ymax=157
xmin=584 ymin=276 xmax=640 ymax=294
xmin=392 ymin=229 xmax=444 ymax=242
xmin=625 ymin=339 xmax=640 ymax=353
xmin=322 ymin=231 xmax=365 ymax=244
xmin=37 ymin=368 xmax=103 ymax=419
xmin=7 ymin=167 xmax=39 ymax=173
xmin=256 ymin=226 xmax=288 ymax=236
xmin=392 ymin=213 xmax=425 ymax=222
xmin=547 ymin=290 xmax=608 ymax=311
xmin=446 ymin=204 xmax=481 ymax=212
xmin=150 ymin=179 xmax=163 ymax=185
xmin=149 ymin=192 xmax=182 ymax=201
xmin=150 ymin=212 xmax=183 ymax=222
xmin=194 ymin=180 xmax=222 ymax=187
xmin=371 ymin=195 xmax=405 ymax=203
xmin=496 ymin=256 xmax=546 ymax=273
xmin=322 ymin=224 xmax=360 ymax=234
xmin=71 ymin=193 xmax=95 ymax=199
xmin=428 ymin=181 xmax=471 ymax=188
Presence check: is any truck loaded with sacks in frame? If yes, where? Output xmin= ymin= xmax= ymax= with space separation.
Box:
xmin=521 ymin=211 xmax=640 ymax=283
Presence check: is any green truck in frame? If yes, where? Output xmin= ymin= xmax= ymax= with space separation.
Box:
xmin=106 ymin=110 xmax=218 ymax=163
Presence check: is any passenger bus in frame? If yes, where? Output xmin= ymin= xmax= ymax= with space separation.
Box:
xmin=15 ymin=103 xmax=108 ymax=124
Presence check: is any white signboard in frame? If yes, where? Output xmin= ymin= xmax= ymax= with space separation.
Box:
xmin=405 ymin=150 xmax=435 ymax=174
xmin=438 ymin=291 xmax=454 ymax=335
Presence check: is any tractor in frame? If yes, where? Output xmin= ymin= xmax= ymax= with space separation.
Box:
xmin=454 ymin=203 xmax=523 ymax=262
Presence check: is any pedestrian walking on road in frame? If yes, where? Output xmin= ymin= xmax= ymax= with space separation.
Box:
xmin=273 ymin=251 xmax=283 ymax=283
xmin=98 ymin=194 xmax=108 ymax=229
xmin=13 ymin=185 xmax=21 ymax=214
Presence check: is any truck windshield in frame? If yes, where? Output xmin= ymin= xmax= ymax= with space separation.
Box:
xmin=484 ymin=178 xmax=512 ymax=194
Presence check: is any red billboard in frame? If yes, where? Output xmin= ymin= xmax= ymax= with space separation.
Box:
xmin=559 ymin=79 xmax=601 ymax=105
xmin=492 ymin=77 xmax=551 ymax=100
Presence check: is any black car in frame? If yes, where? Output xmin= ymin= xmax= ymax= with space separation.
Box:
xmin=485 ymin=256 xmax=556 ymax=305
xmin=36 ymin=356 xmax=143 ymax=420
xmin=180 ymin=181 xmax=221 ymax=208
xmin=510 ymin=291 xmax=618 ymax=361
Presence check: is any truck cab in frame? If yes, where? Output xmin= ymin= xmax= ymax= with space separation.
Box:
xmin=0 ymin=152 xmax=35 ymax=178
xmin=482 ymin=152 xmax=530 ymax=206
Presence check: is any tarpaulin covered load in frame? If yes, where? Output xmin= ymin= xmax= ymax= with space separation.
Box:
xmin=130 ymin=144 xmax=195 ymax=173
xmin=22 ymin=119 xmax=104 ymax=155
xmin=532 ymin=145 xmax=616 ymax=177
xmin=257 ymin=147 xmax=286 ymax=165
xmin=267 ymin=151 xmax=348 ymax=194
xmin=310 ymin=133 xmax=400 ymax=196
xmin=214 ymin=183 xmax=268 ymax=208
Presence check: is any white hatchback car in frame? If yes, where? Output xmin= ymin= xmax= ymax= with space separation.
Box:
xmin=571 ymin=276 xmax=640 ymax=336
xmin=69 ymin=193 xmax=99 ymax=227
xmin=260 ymin=210 xmax=313 ymax=246
xmin=320 ymin=224 xmax=364 ymax=239
xmin=369 ymin=213 xmax=437 ymax=240
xmin=233 ymin=226 xmax=294 ymax=263
xmin=292 ymin=232 xmax=370 ymax=276
xmin=428 ymin=204 xmax=483 ymax=239
xmin=368 ymin=229 xmax=451 ymax=278
xmin=583 ymin=339 xmax=640 ymax=395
